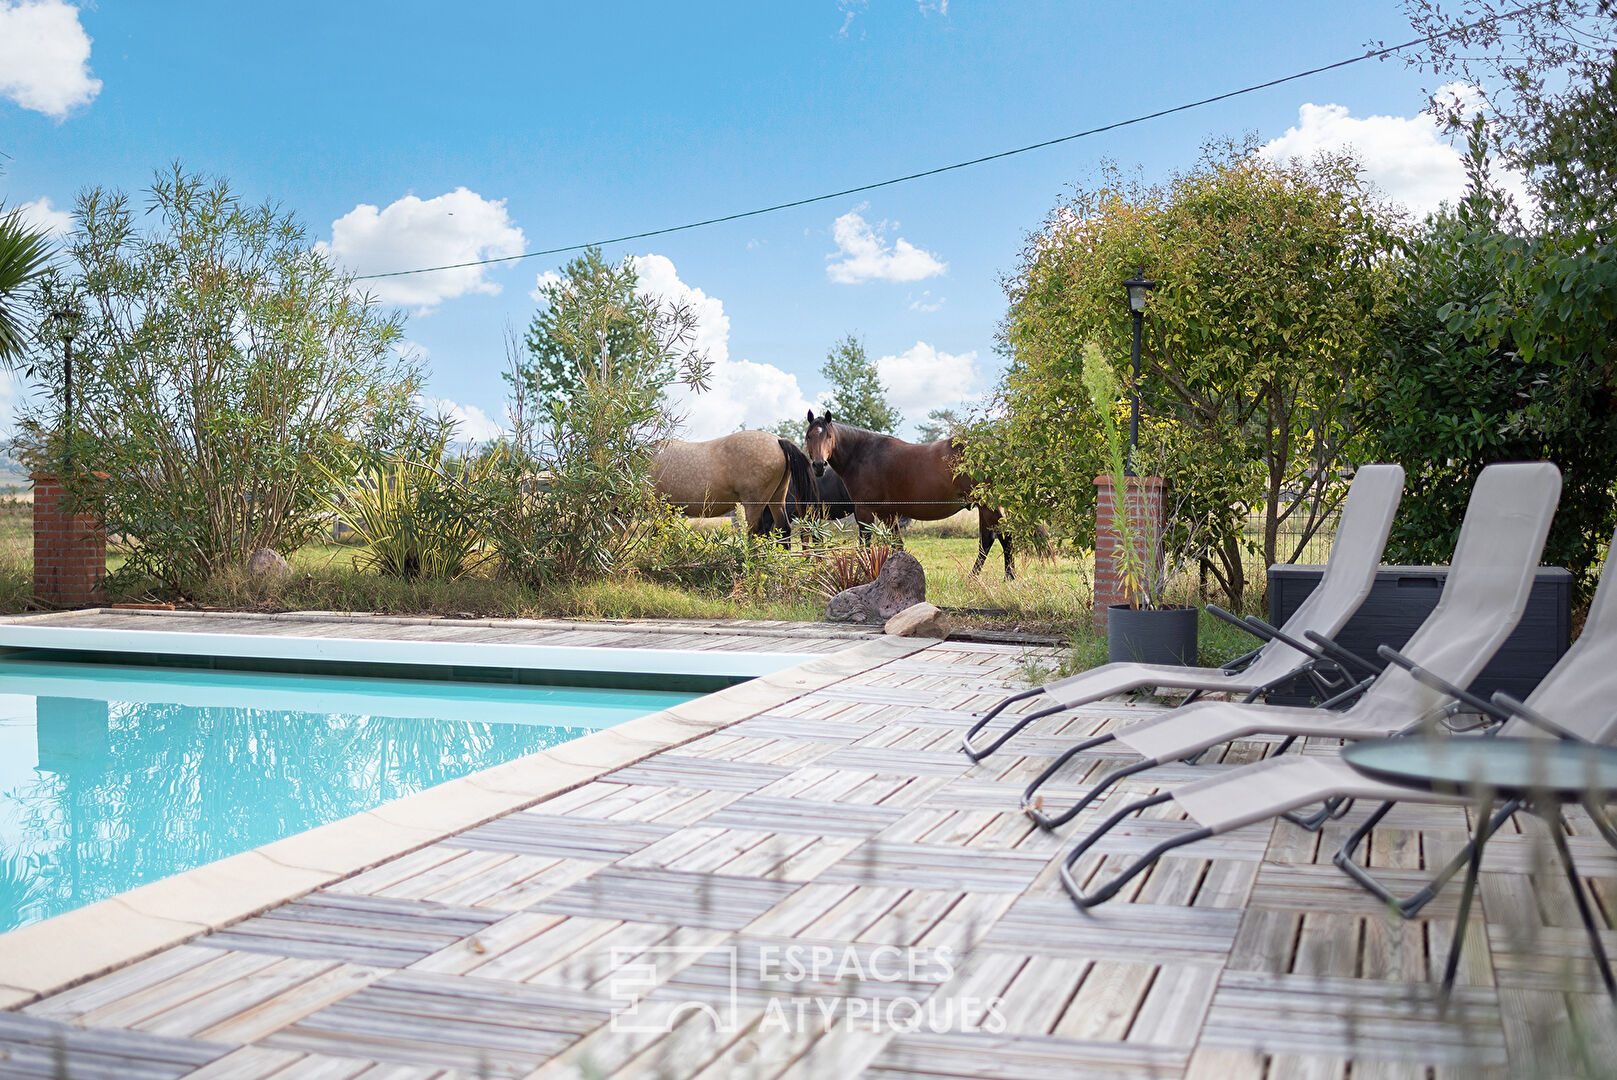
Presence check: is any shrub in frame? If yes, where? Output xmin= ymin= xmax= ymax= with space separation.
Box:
xmin=319 ymin=434 xmax=501 ymax=580
xmin=15 ymin=166 xmax=417 ymax=593
xmin=472 ymin=251 xmax=710 ymax=587
xmin=810 ymin=544 xmax=891 ymax=599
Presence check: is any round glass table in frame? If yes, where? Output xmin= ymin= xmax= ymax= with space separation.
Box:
xmin=1343 ymin=737 xmax=1617 ymax=1000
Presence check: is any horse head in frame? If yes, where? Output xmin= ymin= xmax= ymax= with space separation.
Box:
xmin=805 ymin=410 xmax=837 ymax=478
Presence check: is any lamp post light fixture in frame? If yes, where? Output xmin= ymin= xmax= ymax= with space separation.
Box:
xmin=47 ymin=306 xmax=78 ymax=475
xmin=1121 ymin=268 xmax=1156 ymax=475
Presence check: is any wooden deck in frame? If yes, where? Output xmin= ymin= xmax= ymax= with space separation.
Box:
xmin=5 ymin=637 xmax=1615 ymax=1079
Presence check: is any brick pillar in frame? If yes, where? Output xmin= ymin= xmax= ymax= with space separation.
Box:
xmin=32 ymin=474 xmax=107 ymax=609
xmin=1094 ymin=474 xmax=1166 ymax=629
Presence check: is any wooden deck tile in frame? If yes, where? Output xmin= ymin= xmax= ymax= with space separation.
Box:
xmin=200 ymin=894 xmax=505 ymax=969
xmin=701 ymin=795 xmax=908 ymax=838
xmin=866 ymin=1031 xmax=1186 ymax=1080
xmin=535 ymin=867 xmax=802 ymax=930
xmin=1200 ymin=971 xmax=1506 ymax=1065
xmin=814 ymin=746 xmax=973 ymax=777
xmin=722 ymin=715 xmax=873 ymax=742
xmin=0 ymin=1012 xmax=230 ymax=1080
xmin=453 ymin=813 xmax=678 ymax=861
xmin=982 ymin=895 xmax=1242 ymax=964
xmin=606 ymin=755 xmax=793 ymax=792
xmin=262 ymin=971 xmax=612 ymax=1074
xmin=817 ymin=841 xmax=1049 ymax=893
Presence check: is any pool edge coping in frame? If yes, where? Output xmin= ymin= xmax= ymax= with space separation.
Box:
xmin=0 ymin=633 xmax=934 ymax=1008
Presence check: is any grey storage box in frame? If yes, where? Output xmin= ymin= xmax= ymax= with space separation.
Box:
xmin=1266 ymin=564 xmax=1572 ymax=706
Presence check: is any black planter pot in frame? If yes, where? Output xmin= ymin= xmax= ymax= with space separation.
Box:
xmin=1106 ymin=604 xmax=1199 ymax=666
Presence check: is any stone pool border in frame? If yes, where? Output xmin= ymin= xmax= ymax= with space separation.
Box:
xmin=0 ymin=631 xmax=929 ymax=1008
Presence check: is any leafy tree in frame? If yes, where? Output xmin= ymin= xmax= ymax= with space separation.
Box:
xmin=1520 ymin=49 xmax=1617 ymax=238
xmin=514 ymin=248 xmax=709 ymax=411
xmin=1364 ymin=154 xmax=1617 ymax=594
xmin=476 ymin=266 xmax=710 ymax=584
xmin=976 ymin=146 xmax=1400 ymax=607
xmin=819 ymin=333 xmax=899 ymax=434
xmin=759 ymin=415 xmax=812 ymax=442
xmin=914 ymin=407 xmax=963 ymax=443
xmin=1393 ymin=0 xmax=1617 ymax=235
xmin=0 ymin=204 xmax=54 ymax=369
xmin=14 ymin=166 xmax=419 ymax=592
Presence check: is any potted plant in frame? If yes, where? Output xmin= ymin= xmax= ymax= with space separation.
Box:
xmin=1081 ymin=341 xmax=1201 ymax=665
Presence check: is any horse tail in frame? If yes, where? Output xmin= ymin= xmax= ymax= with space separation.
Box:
xmin=779 ymin=440 xmax=818 ymax=520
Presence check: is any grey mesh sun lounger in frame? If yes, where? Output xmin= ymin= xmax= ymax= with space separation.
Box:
xmin=960 ymin=464 xmax=1406 ymax=763
xmin=1059 ymin=527 xmax=1617 ymax=919
xmin=1022 ymin=461 xmax=1562 ymax=831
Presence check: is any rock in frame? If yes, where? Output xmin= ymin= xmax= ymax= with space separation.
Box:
xmin=885 ymin=602 xmax=951 ymax=638
xmin=826 ymin=550 xmax=926 ymax=624
xmin=246 ymin=547 xmax=291 ymax=579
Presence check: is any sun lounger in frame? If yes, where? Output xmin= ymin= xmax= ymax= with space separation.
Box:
xmin=1024 ymin=461 xmax=1561 ymax=830
xmin=961 ymin=464 xmax=1406 ymax=762
xmin=1058 ymin=532 xmax=1617 ymax=916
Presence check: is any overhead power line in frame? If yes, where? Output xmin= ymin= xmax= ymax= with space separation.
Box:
xmin=353 ymin=3 xmax=1550 ymax=282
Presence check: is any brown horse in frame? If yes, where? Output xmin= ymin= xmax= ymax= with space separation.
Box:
xmin=653 ymin=430 xmax=815 ymax=535
xmin=803 ymin=410 xmax=1013 ymax=578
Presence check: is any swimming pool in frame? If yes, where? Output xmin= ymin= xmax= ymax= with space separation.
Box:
xmin=0 ymin=657 xmax=698 ymax=933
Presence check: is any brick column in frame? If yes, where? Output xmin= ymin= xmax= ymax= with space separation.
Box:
xmin=32 ymin=474 xmax=107 ymax=608
xmin=1093 ymin=474 xmax=1166 ymax=629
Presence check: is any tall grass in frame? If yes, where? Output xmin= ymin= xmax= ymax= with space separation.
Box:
xmin=190 ymin=544 xmax=825 ymax=623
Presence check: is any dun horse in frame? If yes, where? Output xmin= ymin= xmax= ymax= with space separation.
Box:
xmin=652 ymin=430 xmax=815 ymax=535
xmin=803 ymin=410 xmax=1013 ymax=578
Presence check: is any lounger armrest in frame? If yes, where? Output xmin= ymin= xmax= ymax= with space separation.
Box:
xmin=1489 ymin=691 xmax=1582 ymax=741
xmin=1240 ymin=616 xmax=1334 ymax=665
xmin=1376 ymin=645 xmax=1514 ymax=725
xmin=1208 ymin=604 xmax=1266 ymax=642
xmin=1304 ymin=630 xmax=1385 ymax=677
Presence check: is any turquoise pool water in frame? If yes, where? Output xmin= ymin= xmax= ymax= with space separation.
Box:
xmin=0 ymin=658 xmax=698 ymax=933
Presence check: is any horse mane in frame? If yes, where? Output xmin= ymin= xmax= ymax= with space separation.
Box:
xmin=778 ymin=439 xmax=819 ymax=509
xmin=824 ymin=420 xmax=909 ymax=446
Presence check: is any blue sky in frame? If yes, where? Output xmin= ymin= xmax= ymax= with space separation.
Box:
xmin=2 ymin=1 xmax=1500 ymax=441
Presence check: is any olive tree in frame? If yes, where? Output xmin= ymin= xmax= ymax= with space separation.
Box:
xmin=16 ymin=166 xmax=420 ymax=591
xmin=975 ymin=146 xmax=1401 ymax=607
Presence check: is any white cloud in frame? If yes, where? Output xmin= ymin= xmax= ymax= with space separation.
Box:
xmin=631 ymin=253 xmax=817 ymax=439
xmin=675 ymin=357 xmax=818 ymax=440
xmin=0 ymin=1 xmax=99 ymax=118
xmin=15 ymin=196 xmax=72 ymax=238
xmin=318 ymin=188 xmax=525 ymax=314
xmin=529 ymin=269 xmax=563 ymax=301
xmin=1258 ymin=90 xmax=1532 ymax=219
xmin=837 ymin=0 xmax=864 ymax=36
xmin=875 ymin=341 xmax=980 ymax=430
xmin=826 ymin=206 xmax=947 ymax=284
xmin=421 ymin=396 xmax=504 ymax=443
xmin=631 ymin=254 xmax=731 ymax=366
xmin=908 ymin=290 xmax=944 ymax=313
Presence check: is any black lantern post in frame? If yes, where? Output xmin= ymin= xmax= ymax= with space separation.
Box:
xmin=1121 ymin=269 xmax=1156 ymax=475
xmin=47 ymin=306 xmax=78 ymax=475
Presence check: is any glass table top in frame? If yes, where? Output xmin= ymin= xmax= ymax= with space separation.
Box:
xmin=1342 ymin=737 xmax=1617 ymax=799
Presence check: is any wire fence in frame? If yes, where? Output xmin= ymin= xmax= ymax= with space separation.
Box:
xmin=1251 ymin=510 xmax=1338 ymax=567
